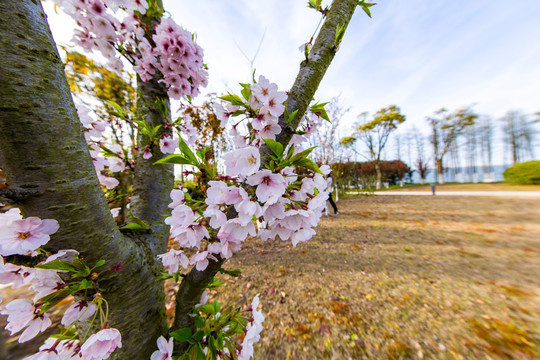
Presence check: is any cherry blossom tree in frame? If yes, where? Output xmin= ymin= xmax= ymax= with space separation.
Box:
xmin=0 ymin=0 xmax=371 ymax=358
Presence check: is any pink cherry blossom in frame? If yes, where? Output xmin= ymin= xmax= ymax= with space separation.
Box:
xmin=159 ymin=135 xmax=178 ymax=154
xmin=246 ymin=170 xmax=286 ymax=205
xmin=290 ymin=228 xmax=316 ymax=247
xmin=97 ymin=174 xmax=119 ymax=189
xmin=143 ymin=146 xmax=153 ymax=159
xmin=28 ymin=337 xmax=80 ymax=360
xmin=2 ymin=299 xmax=52 ymax=343
xmin=205 ymin=181 xmax=231 ymax=206
xmin=0 ymin=263 xmax=33 ymax=288
xmin=79 ymin=328 xmax=122 ymax=360
xmin=45 ymin=249 xmax=79 ymax=263
xmin=223 ymin=146 xmax=260 ymax=177
xmin=165 ymin=204 xmax=196 ymax=228
xmin=0 ymin=211 xmax=59 ymax=256
xmin=256 ymin=121 xmax=281 ymax=140
xmin=23 ymin=350 xmax=60 ymax=360
xmin=61 ymin=301 xmax=97 ymax=326
xmin=29 ymin=269 xmax=64 ymax=302
xmin=107 ymin=157 xmax=125 ymax=172
xmin=157 ymin=249 xmax=189 ymax=275
xmin=189 ymin=251 xmax=217 ymax=271
xmin=238 ymin=294 xmax=264 ymax=360
xmin=150 ymin=336 xmax=173 ymax=360
xmin=168 ymin=189 xmax=185 ymax=209
xmin=203 ymin=205 xmax=227 ymax=229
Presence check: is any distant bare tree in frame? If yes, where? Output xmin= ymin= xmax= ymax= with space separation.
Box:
xmin=412 ymin=127 xmax=429 ymax=183
xmin=464 ymin=124 xmax=479 ymax=182
xmin=478 ymin=116 xmax=494 ymax=182
xmin=312 ymin=95 xmax=350 ymax=164
xmin=501 ymin=110 xmax=538 ymax=165
xmin=428 ymin=107 xmax=477 ymax=184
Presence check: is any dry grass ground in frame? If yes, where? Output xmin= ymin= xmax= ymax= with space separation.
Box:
xmin=2 ymin=195 xmax=540 ymax=359
xmin=380 ymin=183 xmax=540 ymax=192
xmin=215 ymin=195 xmax=540 ymax=359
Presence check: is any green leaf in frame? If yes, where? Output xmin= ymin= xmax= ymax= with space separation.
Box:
xmin=35 ymin=260 xmax=78 ymax=272
xmin=208 ymin=277 xmax=225 ymax=289
xmin=263 ymin=138 xmax=284 ymax=157
xmin=125 ymin=212 xmax=149 ymax=230
xmin=153 ymin=154 xmax=195 ymax=166
xmin=308 ymin=0 xmax=322 ymax=10
xmin=178 ymin=137 xmax=199 ymax=165
xmin=150 ymin=125 xmax=163 ymax=138
xmin=197 ymin=344 xmax=206 ymax=360
xmin=239 ymin=83 xmax=252 ymax=102
xmin=38 ymin=288 xmax=71 ymax=314
xmin=80 ymin=279 xmax=94 ymax=290
xmin=194 ymin=316 xmax=205 ymax=329
xmin=219 ymin=94 xmax=245 ymax=107
xmin=197 ymin=303 xmax=217 ymax=315
xmin=289 ymin=146 xmax=316 ymax=162
xmin=310 ymin=102 xmax=331 ymax=122
xmin=99 ymin=145 xmax=121 ymax=159
xmin=170 ymin=328 xmax=192 ymax=342
xmin=288 ymin=109 xmax=299 ymax=126
xmin=292 ymin=158 xmax=323 ymax=174
xmin=119 ymin=223 xmax=146 ymax=230
xmin=192 ymin=330 xmax=205 ymax=342
xmin=94 ymin=259 xmax=106 ymax=268
xmin=196 ymin=146 xmax=212 ymax=162
xmin=106 ymin=100 xmax=125 ymax=118
xmin=358 ymin=1 xmax=376 ymax=18
xmin=335 ymin=24 xmax=345 ymax=47
xmin=287 ymin=145 xmax=295 ymax=159
xmin=208 ymin=336 xmax=218 ymax=359
xmin=219 ymin=268 xmax=242 ymax=277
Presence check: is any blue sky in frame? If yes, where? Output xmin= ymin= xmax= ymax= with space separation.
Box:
xmin=44 ymin=0 xmax=540 ymax=162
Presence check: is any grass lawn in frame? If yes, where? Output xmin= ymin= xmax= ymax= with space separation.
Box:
xmin=215 ymin=195 xmax=540 ymax=359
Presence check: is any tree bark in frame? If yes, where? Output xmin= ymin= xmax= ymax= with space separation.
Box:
xmin=0 ymin=2 xmax=166 ymax=358
xmin=131 ymin=76 xmax=174 ymax=256
xmin=375 ymin=161 xmax=382 ymax=190
xmin=261 ymin=0 xmax=359 ymax=159
xmin=436 ymin=158 xmax=444 ymax=184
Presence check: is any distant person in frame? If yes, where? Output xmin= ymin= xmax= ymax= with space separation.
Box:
xmin=327 ymin=173 xmax=339 ymax=215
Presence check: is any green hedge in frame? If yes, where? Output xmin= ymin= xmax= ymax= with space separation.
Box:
xmin=503 ymin=161 xmax=540 ymax=184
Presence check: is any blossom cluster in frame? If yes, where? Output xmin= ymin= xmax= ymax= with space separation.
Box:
xmin=57 ymin=0 xmax=208 ymax=99
xmin=238 ymin=294 xmax=264 ymax=360
xmin=157 ymin=75 xmax=330 ymax=275
xmin=0 ymin=209 xmax=121 ymax=359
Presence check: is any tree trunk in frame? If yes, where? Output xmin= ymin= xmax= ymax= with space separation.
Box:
xmin=375 ymin=161 xmax=382 ymax=190
xmin=0 ymin=2 xmax=166 ymax=358
xmin=436 ymin=158 xmax=444 ymax=184
xmin=131 ymin=76 xmax=174 ymax=256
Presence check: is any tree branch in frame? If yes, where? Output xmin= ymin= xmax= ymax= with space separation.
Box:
xmin=130 ymin=76 xmax=174 ymax=256
xmin=263 ymin=0 xmax=358 ymax=155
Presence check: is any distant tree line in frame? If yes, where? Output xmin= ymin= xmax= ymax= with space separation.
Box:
xmin=311 ymin=97 xmax=539 ymax=187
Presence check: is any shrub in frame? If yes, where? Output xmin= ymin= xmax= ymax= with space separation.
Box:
xmin=503 ymin=161 xmax=540 ymax=184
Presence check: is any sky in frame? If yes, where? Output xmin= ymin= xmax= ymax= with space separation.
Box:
xmin=43 ymin=0 xmax=540 ymax=164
